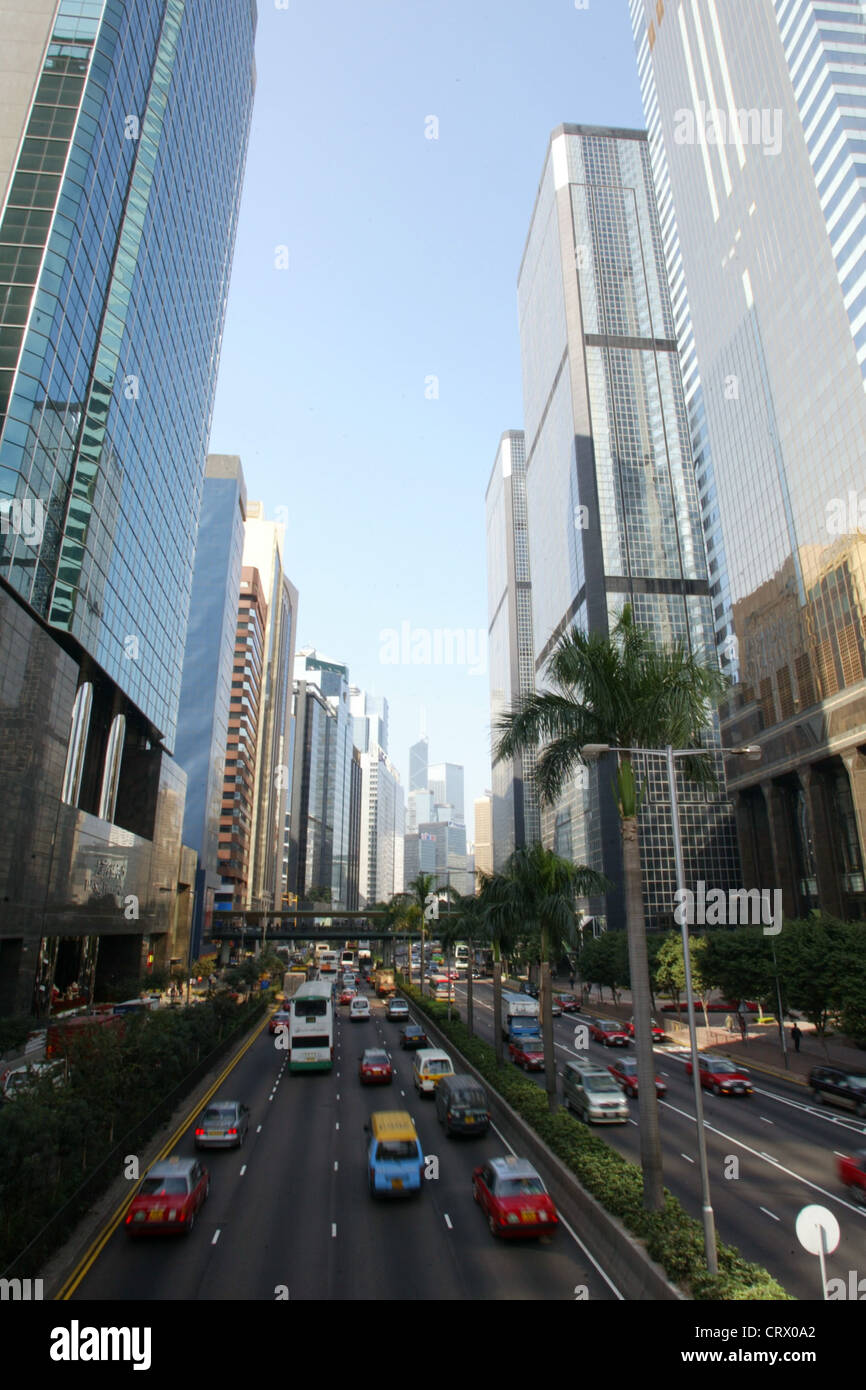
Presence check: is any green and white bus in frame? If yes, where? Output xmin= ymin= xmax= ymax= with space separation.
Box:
xmin=288 ymin=981 xmax=334 ymax=1072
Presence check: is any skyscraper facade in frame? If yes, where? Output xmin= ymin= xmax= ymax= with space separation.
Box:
xmin=350 ymin=687 xmax=388 ymax=755
xmin=287 ymin=649 xmax=358 ymax=909
xmin=358 ymin=746 xmax=405 ymax=905
xmin=216 ymin=566 xmax=267 ymax=913
xmin=175 ymin=455 xmax=247 ymax=957
xmin=486 ymin=430 xmax=541 ymax=869
xmin=426 ymin=762 xmax=465 ymax=824
xmin=0 ymin=1 xmax=256 ymax=1011
xmin=242 ymin=504 xmax=298 ymax=914
xmin=409 ymin=735 xmax=428 ymax=792
xmin=517 ymin=124 xmax=740 ymax=930
xmin=630 ymin=0 xmax=866 ymax=919
xmin=473 ymin=795 xmax=494 ymax=878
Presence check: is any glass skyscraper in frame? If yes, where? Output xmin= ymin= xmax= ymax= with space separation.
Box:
xmin=486 ymin=429 xmax=541 ymax=869
xmin=0 ymin=1 xmax=256 ymax=1012
xmin=516 ymin=124 xmax=740 ymax=930
xmin=630 ymin=0 xmax=866 ymax=920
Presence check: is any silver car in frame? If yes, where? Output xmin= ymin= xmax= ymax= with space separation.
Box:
xmin=194 ymin=1099 xmax=250 ymax=1149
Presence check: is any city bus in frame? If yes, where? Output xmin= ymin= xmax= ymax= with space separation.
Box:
xmin=453 ymin=943 xmax=469 ymax=975
xmin=288 ymin=981 xmax=334 ymax=1072
xmin=317 ymin=950 xmax=339 ymax=975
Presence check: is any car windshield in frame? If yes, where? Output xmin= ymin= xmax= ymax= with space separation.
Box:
xmin=365 ymin=1053 xmax=389 ymax=1065
xmin=141 ymin=1177 xmax=188 ymax=1195
xmin=845 ymin=1075 xmax=866 ymax=1090
xmin=376 ymin=1141 xmax=417 ymax=1160
xmin=294 ymin=999 xmax=327 ymax=1017
xmin=619 ymin=1061 xmax=637 ymax=1074
xmin=203 ymin=1106 xmax=234 ymax=1120
xmin=498 ymin=1177 xmax=545 ymax=1196
xmin=585 ymin=1076 xmax=619 ymax=1093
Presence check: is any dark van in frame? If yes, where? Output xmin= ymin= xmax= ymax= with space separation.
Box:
xmin=435 ymin=1073 xmax=490 ymax=1136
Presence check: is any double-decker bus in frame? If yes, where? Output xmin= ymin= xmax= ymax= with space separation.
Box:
xmin=288 ymin=982 xmax=334 ymax=1072
xmin=453 ymin=943 xmax=469 ymax=975
xmin=317 ymin=950 xmax=339 ymax=975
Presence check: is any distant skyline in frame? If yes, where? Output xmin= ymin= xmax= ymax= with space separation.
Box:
xmin=208 ymin=1 xmax=645 ymax=845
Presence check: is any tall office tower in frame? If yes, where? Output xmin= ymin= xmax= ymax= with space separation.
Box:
xmin=409 ymin=819 xmax=468 ymax=893
xmin=474 ymin=795 xmax=494 ymax=878
xmin=242 ymin=504 xmax=298 ymax=913
xmin=358 ymin=746 xmax=405 ymax=905
xmin=427 ymin=762 xmax=465 ymax=823
xmin=0 ymin=1 xmax=255 ymax=1012
xmin=486 ymin=430 xmax=541 ymax=869
xmin=409 ymin=735 xmax=428 ymax=792
xmin=175 ymin=455 xmax=247 ymax=957
xmin=630 ymin=0 xmax=866 ymax=919
xmin=406 ymin=787 xmax=435 ymax=832
xmin=216 ymin=568 xmax=267 ymax=913
xmin=350 ymin=687 xmax=388 ymax=755
xmin=287 ymin=649 xmax=358 ymax=909
xmin=518 ymin=125 xmax=740 ymax=931
xmin=347 ymin=747 xmax=362 ymax=911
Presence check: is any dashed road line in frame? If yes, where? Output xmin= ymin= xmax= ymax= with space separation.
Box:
xmin=211 ymin=1229 xmax=221 ymax=1245
xmin=760 ymin=1206 xmax=780 ymax=1222
xmin=680 ymin=1152 xmax=695 ymax=1164
xmin=239 ymin=1165 xmax=247 ymax=1176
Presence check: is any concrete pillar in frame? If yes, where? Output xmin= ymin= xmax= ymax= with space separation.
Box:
xmin=760 ymin=781 xmax=800 ymax=918
xmin=799 ymin=766 xmax=843 ymax=918
xmin=733 ymin=790 xmax=761 ymax=889
xmin=842 ymin=750 xmax=866 ymax=901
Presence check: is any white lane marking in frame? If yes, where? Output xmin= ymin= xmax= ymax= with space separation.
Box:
xmin=336 ymin=1093 xmax=340 ymax=1100
xmin=834 ymin=1151 xmax=849 ymax=1158
xmin=332 ymin=1223 xmax=337 ymax=1238
xmin=680 ymin=1153 xmax=695 ymax=1164
xmin=334 ymin=1161 xmax=338 ymax=1171
xmin=211 ymin=1229 xmax=221 ymax=1245
xmin=444 ymin=1214 xmax=453 ymax=1229
xmin=760 ymin=1116 xmax=774 ymax=1124
xmin=629 ymin=1118 xmax=638 ymax=1126
xmin=400 ymin=1090 xmax=405 ymax=1097
xmin=239 ymin=1164 xmax=247 ymax=1176
xmin=489 ymin=1120 xmax=623 ymax=1300
xmin=660 ymin=1098 xmax=866 ymax=1221
xmin=335 ymin=1122 xmax=340 ymax=1131
xmin=760 ymin=1206 xmax=780 ymax=1222
xmin=256 ymin=1125 xmax=262 ymax=1133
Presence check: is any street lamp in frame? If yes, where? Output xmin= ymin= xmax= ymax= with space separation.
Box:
xmin=581 ymin=739 xmax=761 ymax=1276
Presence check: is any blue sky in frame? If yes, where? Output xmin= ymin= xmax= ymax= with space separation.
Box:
xmin=209 ymin=0 xmax=646 ymax=844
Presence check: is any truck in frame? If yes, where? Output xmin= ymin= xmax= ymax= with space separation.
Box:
xmin=282 ymin=971 xmax=306 ymax=1001
xmin=372 ymin=968 xmax=396 ymax=998
xmin=357 ymin=942 xmax=372 ymax=968
xmin=500 ymin=990 xmax=540 ymax=1041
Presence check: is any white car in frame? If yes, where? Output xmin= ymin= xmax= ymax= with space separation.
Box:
xmin=350 ymin=997 xmax=371 ymax=1021
xmin=1 ymin=1060 xmax=66 ymax=1101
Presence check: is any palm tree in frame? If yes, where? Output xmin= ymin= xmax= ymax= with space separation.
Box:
xmin=474 ymin=870 xmax=521 ymax=1067
xmin=482 ymin=844 xmax=608 ymax=1108
xmin=494 ymin=603 xmax=726 ymax=1209
xmin=394 ymin=873 xmax=458 ymax=991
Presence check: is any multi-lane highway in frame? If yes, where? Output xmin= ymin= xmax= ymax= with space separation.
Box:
xmin=457 ymin=980 xmax=866 ymax=1299
xmin=62 ymin=981 xmax=621 ymax=1302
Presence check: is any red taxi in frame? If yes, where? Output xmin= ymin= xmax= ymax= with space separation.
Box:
xmin=607 ymin=1056 xmax=666 ymax=1099
xmin=125 ymin=1156 xmax=209 ymax=1235
xmin=685 ymin=1054 xmax=753 ymax=1096
xmin=359 ymin=1048 xmax=393 ymax=1085
xmin=472 ymin=1156 xmax=558 ymax=1239
xmin=508 ymin=1037 xmax=545 ymax=1071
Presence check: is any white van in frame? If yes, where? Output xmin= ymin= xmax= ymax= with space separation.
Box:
xmin=412 ymin=1048 xmax=455 ymax=1095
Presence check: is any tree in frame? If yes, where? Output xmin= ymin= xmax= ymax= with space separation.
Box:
xmin=394 ymin=874 xmax=458 ymax=990
xmin=480 ymin=844 xmax=608 ymax=1106
xmin=578 ymin=930 xmax=629 ymax=1005
xmin=494 ymin=603 xmax=727 ymax=1210
xmin=651 ymin=934 xmax=713 ymax=1028
xmin=776 ymin=915 xmax=850 ymax=1050
xmin=701 ymin=929 xmax=778 ymax=1013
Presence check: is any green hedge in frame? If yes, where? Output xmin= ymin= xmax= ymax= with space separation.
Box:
xmin=397 ymin=975 xmax=790 ymax=1301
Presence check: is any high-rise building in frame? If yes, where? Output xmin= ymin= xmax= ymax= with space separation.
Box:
xmin=0 ymin=1 xmax=255 ymax=1012
xmin=486 ymin=430 xmax=541 ymax=868
xmin=409 ymin=735 xmax=428 ymax=792
xmin=358 ymin=746 xmax=405 ymax=905
xmin=517 ymin=124 xmax=740 ymax=930
xmin=242 ymin=504 xmax=298 ymax=913
xmin=629 ymin=0 xmax=866 ymax=919
xmin=406 ymin=787 xmax=435 ymax=832
xmin=216 ymin=567 xmax=267 ymax=913
xmin=474 ymin=795 xmax=493 ymax=878
xmin=175 ymin=455 xmax=247 ymax=957
xmin=350 ymin=687 xmax=388 ymax=755
xmin=287 ymin=649 xmax=358 ymax=909
xmin=427 ymin=762 xmax=464 ymax=824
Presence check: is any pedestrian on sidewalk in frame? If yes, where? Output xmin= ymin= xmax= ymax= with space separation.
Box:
xmin=791 ymin=1023 xmax=802 ymax=1053
xmin=725 ymin=1014 xmax=734 ymax=1032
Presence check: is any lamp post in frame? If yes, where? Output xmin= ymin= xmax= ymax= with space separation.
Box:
xmin=581 ymin=739 xmax=761 ymax=1276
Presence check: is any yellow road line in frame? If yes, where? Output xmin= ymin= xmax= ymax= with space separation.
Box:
xmin=56 ymin=1012 xmax=271 ymax=1299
